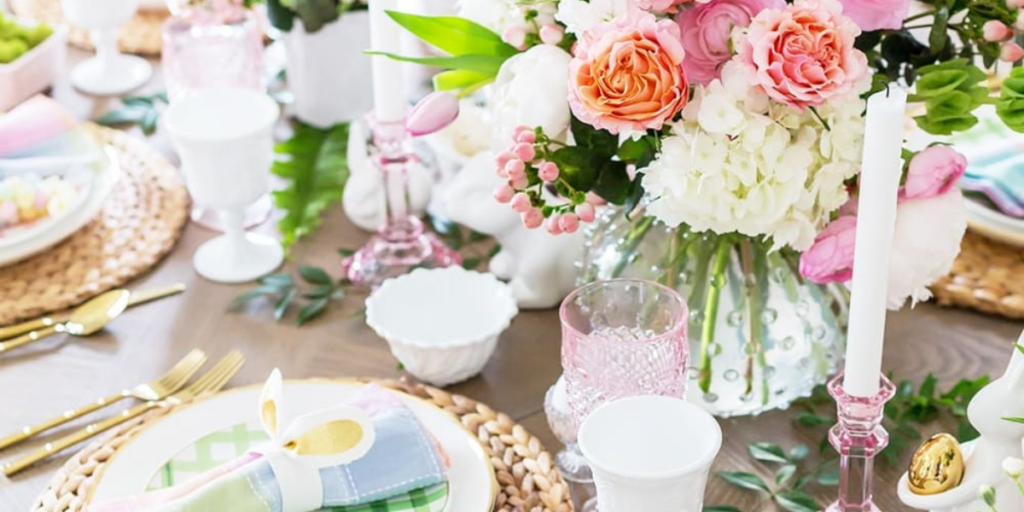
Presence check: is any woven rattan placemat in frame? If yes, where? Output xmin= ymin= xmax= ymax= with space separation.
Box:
xmin=0 ymin=124 xmax=189 ymax=326
xmin=932 ymin=230 xmax=1024 ymax=320
xmin=10 ymin=0 xmax=166 ymax=56
xmin=30 ymin=379 xmax=572 ymax=512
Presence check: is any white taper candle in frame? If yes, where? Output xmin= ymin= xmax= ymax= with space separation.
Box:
xmin=369 ymin=0 xmax=408 ymax=123
xmin=842 ymin=85 xmax=907 ymax=397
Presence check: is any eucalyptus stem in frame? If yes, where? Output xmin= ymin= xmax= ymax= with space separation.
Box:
xmin=610 ymin=216 xmax=655 ymax=278
xmin=698 ymin=236 xmax=733 ymax=394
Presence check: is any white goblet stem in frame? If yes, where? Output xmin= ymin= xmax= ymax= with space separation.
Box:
xmin=220 ymin=209 xmax=247 ymax=256
xmin=92 ymin=29 xmax=120 ymax=73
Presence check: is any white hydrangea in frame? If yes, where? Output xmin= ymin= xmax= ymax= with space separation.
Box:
xmin=555 ymin=0 xmax=637 ymax=35
xmin=642 ymin=62 xmax=866 ymax=251
xmin=457 ymin=0 xmax=523 ymax=34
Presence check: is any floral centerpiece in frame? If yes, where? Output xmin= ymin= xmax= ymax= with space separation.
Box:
xmin=382 ymin=0 xmax=1023 ymax=415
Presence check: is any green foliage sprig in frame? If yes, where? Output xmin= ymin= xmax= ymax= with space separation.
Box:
xmin=908 ymin=59 xmax=993 ymax=135
xmin=996 ymin=67 xmax=1024 ymax=132
xmin=230 ymin=266 xmax=347 ymax=325
xmin=273 ymin=122 xmax=350 ymax=252
xmin=95 ymin=91 xmax=169 ymax=136
xmin=708 ymin=442 xmax=838 ymax=512
xmin=376 ymin=12 xmax=519 ymax=97
xmin=265 ymin=0 xmax=366 ymax=33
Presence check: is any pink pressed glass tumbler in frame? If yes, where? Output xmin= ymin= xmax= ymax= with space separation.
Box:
xmin=561 ymin=279 xmax=689 ymax=427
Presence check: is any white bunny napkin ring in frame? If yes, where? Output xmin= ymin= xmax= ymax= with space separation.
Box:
xmin=256 ymin=369 xmax=376 ymax=512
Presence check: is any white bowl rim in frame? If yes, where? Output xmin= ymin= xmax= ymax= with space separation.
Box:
xmin=0 ymin=21 xmax=68 ymax=72
xmin=365 ymin=266 xmax=518 ymax=349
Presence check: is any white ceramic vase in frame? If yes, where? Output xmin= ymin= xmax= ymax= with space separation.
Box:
xmin=281 ymin=12 xmax=373 ymax=128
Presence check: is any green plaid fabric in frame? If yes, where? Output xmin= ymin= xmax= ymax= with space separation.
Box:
xmin=148 ymin=421 xmax=449 ymax=512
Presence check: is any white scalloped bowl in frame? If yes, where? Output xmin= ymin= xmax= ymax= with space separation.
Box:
xmin=365 ymin=267 xmax=518 ymax=387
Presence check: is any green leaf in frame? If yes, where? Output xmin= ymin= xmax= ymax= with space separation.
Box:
xmin=299 ymin=265 xmax=332 ymax=285
xmin=775 ymin=465 xmax=797 ymax=486
xmin=1017 ymin=343 xmax=1024 ymax=356
xmin=919 ymin=373 xmax=938 ymax=398
xmin=1003 ymin=417 xmax=1024 ymax=424
xmin=703 ymin=507 xmax=743 ymax=512
xmin=294 ymin=0 xmax=340 ymax=33
xmin=140 ymin=109 xmax=160 ymax=135
xmin=717 ymin=471 xmax=771 ymax=493
xmin=749 ymin=442 xmax=789 ymax=464
xmin=433 ymin=69 xmax=493 ymax=92
xmin=367 ymin=51 xmax=505 ymax=75
xmin=261 ymin=273 xmax=296 ymax=287
xmin=273 ymin=122 xmax=350 ymax=252
xmin=265 ymin=0 xmax=295 ymax=31
xmin=550 ymin=146 xmax=599 ymax=191
xmin=274 ymin=287 xmax=297 ymax=321
xmin=462 ymin=258 xmax=482 ymax=270
xmin=303 ymin=284 xmax=334 ymax=300
xmin=788 ymin=445 xmax=810 ymax=461
xmin=957 ymin=420 xmax=980 ymax=442
xmin=927 ymin=7 xmax=949 ymax=55
xmin=229 ymin=285 xmax=283 ymax=310
xmin=817 ymin=469 xmax=840 ymax=486
xmin=338 ymin=248 xmax=357 ymax=257
xmin=297 ymin=297 xmax=329 ymax=325
xmin=570 ymin=116 xmax=618 ymax=157
xmin=590 ymin=161 xmax=633 ymax=205
xmin=913 ymin=70 xmax=968 ymax=99
xmin=776 ymin=491 xmax=820 ymax=512
xmin=385 ymin=11 xmax=518 ymax=59
xmin=95 ymin=105 xmax=149 ymax=127
xmin=795 ymin=412 xmax=833 ymax=427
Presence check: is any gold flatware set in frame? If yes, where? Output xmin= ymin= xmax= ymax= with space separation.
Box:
xmin=0 ymin=283 xmax=248 ymax=477
xmin=1 ymin=349 xmax=247 ymax=476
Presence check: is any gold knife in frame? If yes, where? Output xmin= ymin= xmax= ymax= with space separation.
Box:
xmin=0 ymin=283 xmax=186 ymax=341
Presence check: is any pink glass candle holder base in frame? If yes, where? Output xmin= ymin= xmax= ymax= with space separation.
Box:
xmin=826 ymin=372 xmax=896 ymax=512
xmin=342 ymin=116 xmax=460 ymax=288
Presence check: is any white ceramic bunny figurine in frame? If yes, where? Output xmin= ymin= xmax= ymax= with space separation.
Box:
xmin=898 ymin=331 xmax=1024 ymax=512
xmin=445 ymin=151 xmax=583 ymax=309
xmin=342 ymin=119 xmax=434 ymax=232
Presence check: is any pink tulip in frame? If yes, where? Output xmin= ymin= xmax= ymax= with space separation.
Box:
xmin=799 ymin=216 xmax=858 ymax=284
xmin=984 ymin=20 xmax=1013 ymax=42
xmin=901 ymin=145 xmax=967 ymax=200
xmin=405 ymin=92 xmax=459 ymax=137
xmin=1001 ymin=41 xmax=1024 ymax=62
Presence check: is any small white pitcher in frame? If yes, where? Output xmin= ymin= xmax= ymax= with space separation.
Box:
xmin=578 ymin=396 xmax=722 ymax=512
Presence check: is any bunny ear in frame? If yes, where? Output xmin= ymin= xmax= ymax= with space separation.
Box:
xmin=280 ymin=407 xmax=376 ymax=468
xmin=260 ymin=369 xmax=284 ymax=440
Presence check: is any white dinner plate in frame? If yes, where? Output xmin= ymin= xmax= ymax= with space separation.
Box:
xmin=0 ymin=145 xmax=120 ymax=267
xmin=965 ymin=198 xmax=1024 ymax=248
xmin=87 ymin=380 xmax=497 ymax=512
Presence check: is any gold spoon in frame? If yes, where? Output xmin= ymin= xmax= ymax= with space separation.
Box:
xmin=0 ymin=290 xmax=131 ymax=354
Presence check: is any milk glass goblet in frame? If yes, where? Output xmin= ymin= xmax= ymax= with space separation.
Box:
xmin=163 ymin=88 xmax=283 ymax=283
xmin=560 ymin=278 xmax=690 ymax=427
xmin=61 ymin=0 xmax=152 ymax=95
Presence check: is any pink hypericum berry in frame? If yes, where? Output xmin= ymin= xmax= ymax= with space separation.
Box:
xmin=538 ymin=162 xmax=560 ymax=182
xmin=521 ymin=208 xmax=544 ymax=229
xmin=575 ymin=202 xmax=596 ymax=223
xmin=511 ymin=175 xmax=530 ymax=189
xmin=494 ymin=185 xmax=515 ymax=203
xmin=514 ymin=143 xmax=537 ymax=162
xmin=984 ymin=20 xmax=1013 ymax=42
xmin=546 ymin=215 xmax=563 ymax=234
xmin=560 ymin=212 xmax=580 ymax=233
xmin=510 ymin=193 xmax=532 ymax=212
xmin=505 ymin=158 xmax=526 ymax=179
xmin=495 ymin=151 xmax=514 ymax=169
xmin=540 ymin=24 xmax=564 ymax=45
xmin=586 ymin=192 xmax=608 ymax=206
xmin=512 ymin=125 xmax=533 ymax=139
xmin=516 ymin=130 xmax=537 ymax=144
xmin=1001 ymin=41 xmax=1024 ymax=62
xmin=503 ymin=25 xmax=528 ymax=49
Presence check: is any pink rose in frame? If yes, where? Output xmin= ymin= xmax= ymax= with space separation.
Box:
xmin=569 ymin=12 xmax=689 ymax=135
xmin=737 ymin=0 xmax=869 ymax=109
xmin=639 ymin=0 xmax=694 ymax=13
xmin=901 ymin=145 xmax=967 ymax=200
xmin=676 ymin=0 xmax=784 ymax=84
xmin=839 ymin=0 xmax=911 ymax=31
xmin=799 ymin=215 xmax=857 ymax=284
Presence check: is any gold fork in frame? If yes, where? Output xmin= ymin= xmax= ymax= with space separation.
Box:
xmin=2 ymin=350 xmax=245 ymax=477
xmin=0 ymin=348 xmax=208 ymax=451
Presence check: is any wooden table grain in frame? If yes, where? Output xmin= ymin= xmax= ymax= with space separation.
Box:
xmin=0 ymin=45 xmax=1022 ymax=512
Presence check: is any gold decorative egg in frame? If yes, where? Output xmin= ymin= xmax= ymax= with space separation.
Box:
xmin=908 ymin=433 xmax=966 ymax=495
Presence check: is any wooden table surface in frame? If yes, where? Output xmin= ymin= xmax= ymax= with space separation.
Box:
xmin=1 ymin=42 xmax=1023 ymax=512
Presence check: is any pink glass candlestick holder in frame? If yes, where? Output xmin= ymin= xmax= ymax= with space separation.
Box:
xmin=342 ymin=115 xmax=460 ymax=287
xmin=826 ymin=372 xmax=896 ymax=512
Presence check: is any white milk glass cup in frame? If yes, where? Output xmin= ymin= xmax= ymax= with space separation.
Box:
xmin=578 ymin=396 xmax=722 ymax=512
xmin=61 ymin=0 xmax=152 ymax=95
xmin=164 ymin=88 xmax=284 ymax=283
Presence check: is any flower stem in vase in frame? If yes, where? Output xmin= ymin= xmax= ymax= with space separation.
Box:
xmin=698 ymin=236 xmax=733 ymax=394
xmin=609 ymin=216 xmax=655 ymax=278
xmin=739 ymin=239 xmax=771 ymax=404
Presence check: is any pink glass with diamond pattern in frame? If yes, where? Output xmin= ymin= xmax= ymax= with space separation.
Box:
xmin=560 ymin=279 xmax=689 ymax=427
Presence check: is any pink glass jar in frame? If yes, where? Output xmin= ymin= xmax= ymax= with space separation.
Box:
xmin=161 ymin=1 xmax=264 ymax=102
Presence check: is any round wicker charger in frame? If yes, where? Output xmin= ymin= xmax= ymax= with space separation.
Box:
xmin=31 ymin=379 xmax=573 ymax=512
xmin=0 ymin=124 xmax=189 ymax=326
xmin=931 ymin=231 xmax=1024 ymax=320
xmin=9 ymin=0 xmax=167 ymax=56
